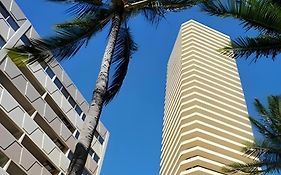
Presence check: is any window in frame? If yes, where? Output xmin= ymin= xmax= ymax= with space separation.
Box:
xmin=0 ymin=2 xmax=19 ymax=31
xmin=67 ymin=151 xmax=74 ymax=160
xmin=98 ymin=136 xmax=104 ymax=145
xmin=54 ymin=77 xmax=63 ymax=89
xmin=61 ymin=87 xmax=70 ymax=98
xmin=74 ymin=130 xmax=80 ymax=139
xmin=45 ymin=67 xmax=56 ymax=79
xmin=93 ymin=153 xmax=100 ymax=163
xmin=94 ymin=131 xmax=99 ymax=138
xmin=89 ymin=149 xmax=94 ymax=157
xmin=0 ymin=35 xmax=6 ymax=49
xmin=89 ymin=149 xmax=100 ymax=163
xmin=0 ymin=2 xmax=9 ymax=18
xmin=94 ymin=131 xmax=104 ymax=145
xmin=6 ymin=16 xmax=19 ymax=31
xmin=68 ymin=97 xmax=76 ymax=108
xmin=81 ymin=113 xmax=86 ymax=121
xmin=75 ymin=105 xmax=83 ymax=115
xmin=20 ymin=35 xmax=31 ymax=46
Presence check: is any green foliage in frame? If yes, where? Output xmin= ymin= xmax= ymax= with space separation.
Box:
xmin=104 ymin=24 xmax=137 ymax=104
xmin=8 ymin=0 xmax=202 ymax=103
xmin=201 ymin=0 xmax=281 ymax=60
xmin=223 ymin=96 xmax=281 ymax=174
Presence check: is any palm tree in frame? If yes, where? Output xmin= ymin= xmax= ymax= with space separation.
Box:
xmin=7 ymin=0 xmax=202 ymax=174
xmin=200 ymin=0 xmax=281 ymax=62
xmin=223 ymin=96 xmax=281 ymax=174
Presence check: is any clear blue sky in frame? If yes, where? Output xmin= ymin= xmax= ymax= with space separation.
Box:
xmin=17 ymin=1 xmax=281 ymax=175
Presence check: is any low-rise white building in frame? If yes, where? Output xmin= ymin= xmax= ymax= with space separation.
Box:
xmin=0 ymin=1 xmax=109 ymax=174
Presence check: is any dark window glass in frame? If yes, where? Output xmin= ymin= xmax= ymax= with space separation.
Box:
xmin=6 ymin=16 xmax=19 ymax=31
xmin=0 ymin=35 xmax=6 ymax=48
xmin=61 ymin=87 xmax=70 ymax=98
xmin=94 ymin=131 xmax=99 ymax=138
xmin=81 ymin=114 xmax=86 ymax=121
xmin=67 ymin=151 xmax=73 ymax=160
xmin=68 ymin=97 xmax=76 ymax=108
xmin=89 ymin=149 xmax=94 ymax=157
xmin=0 ymin=2 xmax=9 ymax=18
xmin=40 ymin=62 xmax=48 ymax=69
xmin=74 ymin=131 xmax=80 ymax=139
xmin=98 ymin=136 xmax=104 ymax=145
xmin=54 ymin=78 xmax=63 ymax=89
xmin=20 ymin=35 xmax=31 ymax=46
xmin=45 ymin=67 xmax=55 ymax=79
xmin=93 ymin=153 xmax=100 ymax=163
xmin=94 ymin=131 xmax=104 ymax=145
xmin=75 ymin=105 xmax=82 ymax=115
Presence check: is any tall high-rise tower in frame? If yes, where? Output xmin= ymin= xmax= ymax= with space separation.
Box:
xmin=160 ymin=20 xmax=254 ymax=175
xmin=0 ymin=0 xmax=109 ymax=175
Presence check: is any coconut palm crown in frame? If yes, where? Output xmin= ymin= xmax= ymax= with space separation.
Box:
xmin=200 ymin=0 xmax=281 ymax=62
xmin=7 ymin=0 xmax=202 ymax=174
xmin=223 ymin=96 xmax=281 ymax=174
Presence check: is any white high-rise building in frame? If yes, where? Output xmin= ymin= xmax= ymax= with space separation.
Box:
xmin=160 ymin=20 xmax=254 ymax=175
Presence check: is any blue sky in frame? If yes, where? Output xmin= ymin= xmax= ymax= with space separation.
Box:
xmin=17 ymin=1 xmax=281 ymax=175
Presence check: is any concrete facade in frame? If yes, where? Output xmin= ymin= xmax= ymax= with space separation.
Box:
xmin=0 ymin=1 xmax=109 ymax=175
xmin=160 ymin=20 xmax=254 ymax=175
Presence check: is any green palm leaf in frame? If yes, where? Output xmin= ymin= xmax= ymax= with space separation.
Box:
xmin=125 ymin=0 xmax=201 ymax=25
xmin=201 ymin=0 xmax=281 ymax=34
xmin=104 ymin=25 xmax=137 ymax=104
xmin=7 ymin=11 xmax=112 ymax=65
xmin=222 ymin=35 xmax=281 ymax=61
xmin=49 ymin=0 xmax=104 ymax=18
xmin=201 ymin=0 xmax=281 ymax=60
xmin=224 ymin=96 xmax=281 ymax=174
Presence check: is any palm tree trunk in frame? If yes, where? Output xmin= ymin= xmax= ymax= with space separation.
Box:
xmin=67 ymin=14 xmax=121 ymax=175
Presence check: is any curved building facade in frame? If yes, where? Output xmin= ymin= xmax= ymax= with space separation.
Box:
xmin=160 ymin=20 xmax=253 ymax=175
xmin=0 ymin=1 xmax=109 ymax=175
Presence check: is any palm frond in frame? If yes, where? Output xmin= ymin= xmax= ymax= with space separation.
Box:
xmin=8 ymin=12 xmax=112 ymax=65
xmin=249 ymin=117 xmax=276 ymax=140
xmin=67 ymin=3 xmax=107 ymax=18
xmin=244 ymin=141 xmax=281 ymax=159
xmin=254 ymin=98 xmax=270 ymax=117
xmin=271 ymin=0 xmax=281 ymax=6
xmin=223 ymin=158 xmax=281 ymax=174
xmin=224 ymin=141 xmax=281 ymax=174
xmin=267 ymin=96 xmax=281 ymax=119
xmin=141 ymin=6 xmax=165 ymax=24
xmin=104 ymin=25 xmax=137 ymax=104
xmin=224 ymin=96 xmax=281 ymax=174
xmin=222 ymin=35 xmax=281 ymax=61
xmin=201 ymin=0 xmax=281 ymax=34
xmin=125 ymin=0 xmax=200 ymax=24
xmin=159 ymin=0 xmax=201 ymax=11
xmin=252 ymin=97 xmax=281 ymax=140
xmin=48 ymin=0 xmax=101 ymax=3
xmin=222 ymin=161 xmax=263 ymax=174
xmin=49 ymin=0 xmax=105 ymax=18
